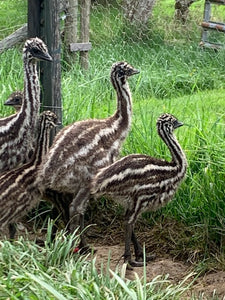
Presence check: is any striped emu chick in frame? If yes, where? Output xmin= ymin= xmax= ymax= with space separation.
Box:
xmin=91 ymin=113 xmax=187 ymax=267
xmin=4 ymin=91 xmax=23 ymax=112
xmin=0 ymin=38 xmax=52 ymax=173
xmin=37 ymin=62 xmax=139 ymax=249
xmin=4 ymin=91 xmax=67 ymax=236
xmin=0 ymin=111 xmax=57 ymax=239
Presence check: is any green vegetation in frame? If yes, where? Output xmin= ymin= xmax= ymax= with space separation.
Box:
xmin=1 ymin=0 xmax=225 ymax=297
xmin=0 ymin=0 xmax=27 ymax=40
xmin=0 ymin=222 xmax=194 ymax=299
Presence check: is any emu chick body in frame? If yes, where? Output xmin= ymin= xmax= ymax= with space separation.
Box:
xmin=91 ymin=113 xmax=187 ymax=267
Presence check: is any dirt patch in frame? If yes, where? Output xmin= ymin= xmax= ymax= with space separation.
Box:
xmin=90 ymin=243 xmax=225 ymax=299
xmin=93 ymin=244 xmax=189 ymax=282
xmin=2 ymin=213 xmax=225 ymax=299
xmin=83 ymin=212 xmax=225 ymax=299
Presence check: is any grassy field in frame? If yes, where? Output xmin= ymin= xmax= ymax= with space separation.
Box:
xmin=1 ymin=0 xmax=225 ymax=298
xmin=0 ymin=221 xmax=196 ymax=299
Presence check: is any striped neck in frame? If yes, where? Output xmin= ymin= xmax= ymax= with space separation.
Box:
xmin=33 ymin=117 xmax=51 ymax=167
xmin=111 ymin=75 xmax=132 ymax=130
xmin=22 ymin=58 xmax=40 ymax=126
xmin=158 ymin=126 xmax=187 ymax=171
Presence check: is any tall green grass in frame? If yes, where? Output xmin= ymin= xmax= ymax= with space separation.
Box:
xmin=1 ymin=0 xmax=225 ymax=274
xmin=0 ymin=0 xmax=27 ymax=40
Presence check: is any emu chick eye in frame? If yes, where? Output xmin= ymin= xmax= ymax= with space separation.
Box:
xmin=31 ymin=48 xmax=40 ymax=55
xmin=118 ymin=70 xmax=124 ymax=77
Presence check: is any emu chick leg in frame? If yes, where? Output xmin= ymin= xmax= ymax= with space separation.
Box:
xmin=69 ymin=188 xmax=90 ymax=252
xmin=131 ymin=230 xmax=156 ymax=263
xmin=124 ymin=221 xmax=144 ymax=268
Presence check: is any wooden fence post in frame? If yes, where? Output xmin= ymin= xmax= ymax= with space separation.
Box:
xmin=64 ymin=0 xmax=79 ymax=63
xmin=28 ymin=0 xmax=62 ymax=142
xmin=40 ymin=0 xmax=62 ymax=140
xmin=28 ymin=0 xmax=42 ymax=37
xmin=80 ymin=0 xmax=91 ymax=70
xmin=28 ymin=0 xmax=65 ymax=219
xmin=69 ymin=0 xmax=92 ymax=69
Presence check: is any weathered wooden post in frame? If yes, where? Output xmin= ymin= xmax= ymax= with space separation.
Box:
xmin=28 ymin=0 xmax=62 ymax=140
xmin=68 ymin=0 xmax=92 ymax=69
xmin=28 ymin=0 xmax=64 ymax=225
xmin=64 ymin=0 xmax=78 ymax=63
xmin=80 ymin=0 xmax=91 ymax=69
xmin=40 ymin=0 xmax=62 ymax=138
xmin=28 ymin=0 xmax=42 ymax=37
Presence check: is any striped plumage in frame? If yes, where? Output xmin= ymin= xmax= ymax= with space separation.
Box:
xmin=4 ymin=91 xmax=68 ymax=236
xmin=91 ymin=113 xmax=187 ymax=267
xmin=0 ymin=111 xmax=58 ymax=239
xmin=37 ymin=61 xmax=139 ymax=248
xmin=4 ymin=91 xmax=23 ymax=112
xmin=0 ymin=38 xmax=52 ymax=173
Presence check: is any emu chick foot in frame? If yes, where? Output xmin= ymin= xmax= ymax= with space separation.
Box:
xmin=135 ymin=252 xmax=156 ymax=263
xmin=127 ymin=259 xmax=146 ymax=270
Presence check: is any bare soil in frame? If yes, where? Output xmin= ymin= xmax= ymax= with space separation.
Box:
xmin=84 ymin=213 xmax=225 ymax=299
xmin=91 ymin=243 xmax=225 ymax=299
xmin=2 ymin=211 xmax=225 ymax=299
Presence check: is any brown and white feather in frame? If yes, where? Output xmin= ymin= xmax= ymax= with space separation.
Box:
xmin=0 ymin=111 xmax=57 ymax=235
xmin=0 ymin=38 xmax=52 ymax=173
xmin=92 ymin=113 xmax=187 ymax=223
xmin=91 ymin=113 xmax=187 ymax=265
xmin=37 ymin=61 xmax=139 ymax=238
